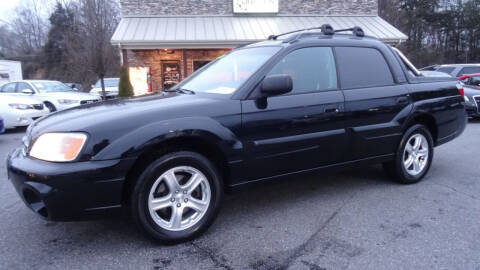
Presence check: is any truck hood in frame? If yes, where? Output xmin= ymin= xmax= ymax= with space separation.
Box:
xmin=28 ymin=92 xmax=239 ymax=140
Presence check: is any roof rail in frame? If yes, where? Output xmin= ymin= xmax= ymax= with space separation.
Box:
xmin=334 ymin=26 xmax=365 ymax=37
xmin=268 ymin=24 xmax=334 ymax=40
xmin=267 ymin=24 xmax=365 ymax=41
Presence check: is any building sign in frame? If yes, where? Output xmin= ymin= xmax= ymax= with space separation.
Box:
xmin=129 ymin=67 xmax=151 ymax=96
xmin=233 ymin=0 xmax=279 ymax=13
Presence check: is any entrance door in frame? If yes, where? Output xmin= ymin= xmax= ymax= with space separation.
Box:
xmin=161 ymin=61 xmax=181 ymax=90
xmin=241 ymin=47 xmax=347 ymax=180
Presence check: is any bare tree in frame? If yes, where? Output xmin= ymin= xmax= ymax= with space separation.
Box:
xmin=0 ymin=0 xmax=50 ymax=78
xmin=64 ymin=0 xmax=121 ymax=94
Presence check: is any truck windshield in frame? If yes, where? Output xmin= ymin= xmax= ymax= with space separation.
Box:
xmin=174 ymin=47 xmax=281 ymax=94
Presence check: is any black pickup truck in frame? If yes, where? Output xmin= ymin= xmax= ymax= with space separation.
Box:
xmin=7 ymin=25 xmax=467 ymax=243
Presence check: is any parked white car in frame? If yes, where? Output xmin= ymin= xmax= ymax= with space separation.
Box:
xmin=89 ymin=78 xmax=119 ymax=99
xmin=0 ymin=95 xmax=50 ymax=129
xmin=0 ymin=80 xmax=102 ymax=112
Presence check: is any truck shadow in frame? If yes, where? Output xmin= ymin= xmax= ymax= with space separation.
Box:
xmin=30 ymin=164 xmax=392 ymax=249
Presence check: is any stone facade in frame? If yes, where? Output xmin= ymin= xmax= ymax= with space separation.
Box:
xmin=120 ymin=0 xmax=378 ymax=16
xmin=126 ymin=49 xmax=230 ymax=91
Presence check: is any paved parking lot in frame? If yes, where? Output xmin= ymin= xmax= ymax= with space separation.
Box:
xmin=1 ymin=122 xmax=480 ymax=270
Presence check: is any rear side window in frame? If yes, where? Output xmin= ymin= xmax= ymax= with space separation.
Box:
xmin=437 ymin=67 xmax=455 ymax=75
xmin=0 ymin=83 xmax=17 ymax=93
xmin=335 ymin=47 xmax=394 ymax=89
xmin=268 ymin=47 xmax=338 ymax=94
xmin=458 ymin=67 xmax=480 ymax=77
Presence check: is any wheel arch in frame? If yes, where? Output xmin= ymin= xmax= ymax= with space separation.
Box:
xmin=121 ymin=135 xmax=232 ymax=206
xmin=404 ymin=113 xmax=438 ymax=145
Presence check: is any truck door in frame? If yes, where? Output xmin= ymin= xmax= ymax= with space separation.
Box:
xmin=334 ymin=46 xmax=411 ymax=161
xmin=241 ymin=46 xmax=347 ymax=180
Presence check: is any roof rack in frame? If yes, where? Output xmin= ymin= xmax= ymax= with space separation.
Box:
xmin=267 ymin=24 xmax=365 ymax=41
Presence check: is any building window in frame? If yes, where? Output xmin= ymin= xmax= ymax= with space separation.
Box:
xmin=193 ymin=61 xmax=211 ymax=72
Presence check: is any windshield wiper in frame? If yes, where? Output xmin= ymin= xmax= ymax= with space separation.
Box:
xmin=164 ymin=88 xmax=195 ymax=95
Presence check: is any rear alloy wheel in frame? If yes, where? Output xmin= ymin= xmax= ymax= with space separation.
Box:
xmin=130 ymin=151 xmax=223 ymax=243
xmin=383 ymin=124 xmax=434 ymax=184
xmin=402 ymin=134 xmax=429 ymax=177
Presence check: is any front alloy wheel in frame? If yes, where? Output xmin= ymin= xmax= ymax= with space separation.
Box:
xmin=148 ymin=166 xmax=211 ymax=231
xmin=131 ymin=151 xmax=223 ymax=243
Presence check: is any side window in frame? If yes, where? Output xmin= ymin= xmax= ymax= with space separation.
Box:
xmin=458 ymin=67 xmax=480 ymax=77
xmin=335 ymin=47 xmax=394 ymax=89
xmin=17 ymin=82 xmax=34 ymax=92
xmin=0 ymin=83 xmax=17 ymax=93
xmin=437 ymin=67 xmax=455 ymax=75
xmin=267 ymin=47 xmax=337 ymax=94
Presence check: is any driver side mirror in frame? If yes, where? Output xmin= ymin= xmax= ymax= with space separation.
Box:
xmin=21 ymin=89 xmax=34 ymax=95
xmin=261 ymin=74 xmax=293 ymax=97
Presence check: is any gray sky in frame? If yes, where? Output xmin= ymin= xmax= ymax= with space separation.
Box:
xmin=0 ymin=0 xmax=21 ymax=24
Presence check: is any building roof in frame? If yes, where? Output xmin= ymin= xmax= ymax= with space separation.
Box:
xmin=111 ymin=15 xmax=408 ymax=49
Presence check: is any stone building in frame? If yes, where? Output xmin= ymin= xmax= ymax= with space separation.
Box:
xmin=112 ymin=0 xmax=407 ymax=93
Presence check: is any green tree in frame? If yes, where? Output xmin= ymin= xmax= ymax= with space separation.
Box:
xmin=44 ymin=2 xmax=76 ymax=79
xmin=118 ymin=66 xmax=133 ymax=98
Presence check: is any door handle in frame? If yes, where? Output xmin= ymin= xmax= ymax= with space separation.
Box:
xmin=324 ymin=108 xmax=339 ymax=113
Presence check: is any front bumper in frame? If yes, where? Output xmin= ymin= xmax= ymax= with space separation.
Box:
xmin=6 ymin=148 xmax=136 ymax=221
xmin=4 ymin=109 xmax=49 ymax=128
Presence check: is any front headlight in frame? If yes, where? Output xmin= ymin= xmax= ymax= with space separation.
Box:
xmin=58 ymin=99 xmax=78 ymax=105
xmin=9 ymin=103 xmax=34 ymax=110
xmin=29 ymin=133 xmax=87 ymax=162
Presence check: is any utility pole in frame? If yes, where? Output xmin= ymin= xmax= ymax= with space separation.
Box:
xmin=99 ymin=72 xmax=106 ymax=100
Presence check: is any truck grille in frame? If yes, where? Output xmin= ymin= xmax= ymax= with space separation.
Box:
xmin=33 ymin=104 xmax=44 ymax=110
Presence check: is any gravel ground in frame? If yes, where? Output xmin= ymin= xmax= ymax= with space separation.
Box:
xmin=1 ymin=122 xmax=479 ymax=270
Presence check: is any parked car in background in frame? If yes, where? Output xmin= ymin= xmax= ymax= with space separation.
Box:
xmin=0 ymin=116 xmax=5 ymax=134
xmin=463 ymin=86 xmax=480 ymax=119
xmin=65 ymin=83 xmax=84 ymax=92
xmin=421 ymin=70 xmax=452 ymax=78
xmin=6 ymin=26 xmax=467 ymax=243
xmin=420 ymin=64 xmax=480 ymax=78
xmin=459 ymin=73 xmax=480 ymax=88
xmin=0 ymin=96 xmax=49 ymax=129
xmin=90 ymin=78 xmax=119 ymax=99
xmin=0 ymin=80 xmax=102 ymax=112
xmin=460 ymin=74 xmax=480 ymax=119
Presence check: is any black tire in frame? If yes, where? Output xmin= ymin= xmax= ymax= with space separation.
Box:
xmin=130 ymin=151 xmax=223 ymax=243
xmin=44 ymin=102 xmax=56 ymax=112
xmin=383 ymin=124 xmax=434 ymax=184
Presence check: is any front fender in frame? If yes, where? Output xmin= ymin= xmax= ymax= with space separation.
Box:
xmin=91 ymin=116 xmax=243 ymax=161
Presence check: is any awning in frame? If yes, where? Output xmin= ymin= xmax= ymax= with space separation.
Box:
xmin=111 ymin=15 xmax=408 ymax=49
